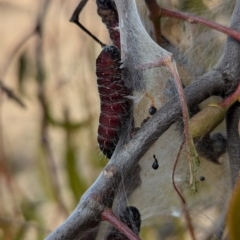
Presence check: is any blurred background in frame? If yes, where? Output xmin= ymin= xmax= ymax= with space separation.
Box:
xmin=0 ymin=0 xmax=112 ymax=239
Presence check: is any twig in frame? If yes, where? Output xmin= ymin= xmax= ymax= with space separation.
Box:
xmin=166 ymin=59 xmax=199 ymax=191
xmin=172 ymin=140 xmax=196 ymax=240
xmin=46 ymin=164 xmax=122 ymax=239
xmin=69 ymin=0 xmax=106 ymax=47
xmin=189 ymin=81 xmax=240 ymax=139
xmin=102 ymin=208 xmax=141 ymax=240
xmin=144 ymin=0 xmax=240 ymax=42
xmin=220 ymin=82 xmax=240 ymax=109
xmin=144 ymin=0 xmax=163 ymax=44
xmin=164 ymin=58 xmax=198 ymax=239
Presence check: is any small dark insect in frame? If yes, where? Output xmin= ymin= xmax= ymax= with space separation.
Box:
xmin=149 ymin=105 xmax=157 ymax=115
xmin=152 ymin=155 xmax=159 ymax=170
xmin=106 ymin=206 xmax=141 ymax=240
xmin=200 ymin=176 xmax=205 ymax=181
xmin=71 ymin=0 xmax=130 ymax=158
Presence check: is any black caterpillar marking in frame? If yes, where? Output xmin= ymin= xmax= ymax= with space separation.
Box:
xmin=96 ymin=46 xmax=130 ymax=158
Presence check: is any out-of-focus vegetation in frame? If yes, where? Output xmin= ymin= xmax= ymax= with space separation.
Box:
xmin=0 ymin=0 xmax=109 ymax=239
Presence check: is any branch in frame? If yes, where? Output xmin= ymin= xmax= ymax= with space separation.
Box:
xmin=172 ymin=140 xmax=196 ymax=240
xmin=190 ymin=82 xmax=240 ymax=139
xmin=46 ymin=164 xmax=121 ymax=239
xmin=144 ymin=0 xmax=240 ymax=42
xmin=69 ymin=0 xmax=106 ymax=47
xmin=227 ymin=102 xmax=240 ymax=187
xmin=221 ymin=0 xmax=240 ymax=188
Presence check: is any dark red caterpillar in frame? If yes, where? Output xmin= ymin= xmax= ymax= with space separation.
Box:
xmin=71 ymin=0 xmax=130 ymax=158
xmin=96 ymin=1 xmax=130 ymax=158
xmin=96 ymin=46 xmax=130 ymax=158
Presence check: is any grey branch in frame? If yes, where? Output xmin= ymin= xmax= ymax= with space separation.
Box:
xmin=227 ymin=102 xmax=240 ymax=187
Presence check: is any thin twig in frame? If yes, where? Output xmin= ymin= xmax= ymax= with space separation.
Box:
xmin=102 ymin=208 xmax=141 ymax=240
xmin=166 ymin=59 xmax=199 ymax=190
xmin=144 ymin=0 xmax=240 ymax=42
xmin=69 ymin=0 xmax=106 ymax=47
xmin=172 ymin=140 xmax=196 ymax=240
xmin=144 ymin=0 xmax=163 ymax=44
xmin=189 ymin=82 xmax=240 ymax=139
xmin=220 ymin=82 xmax=240 ymax=109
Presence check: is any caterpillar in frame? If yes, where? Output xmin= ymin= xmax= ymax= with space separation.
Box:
xmin=70 ymin=0 xmax=130 ymax=158
xmin=96 ymin=0 xmax=120 ymax=49
xmin=96 ymin=45 xmax=130 ymax=159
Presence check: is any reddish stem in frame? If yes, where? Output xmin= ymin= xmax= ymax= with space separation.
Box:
xmin=220 ymin=82 xmax=240 ymax=109
xmin=101 ymin=208 xmax=141 ymax=240
xmin=172 ymin=140 xmax=196 ymax=240
xmin=145 ymin=0 xmax=240 ymax=42
xmin=144 ymin=0 xmax=163 ymax=44
xmin=161 ymin=8 xmax=240 ymax=42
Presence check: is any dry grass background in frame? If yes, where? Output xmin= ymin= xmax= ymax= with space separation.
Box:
xmin=0 ymin=0 xmax=113 ymax=239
